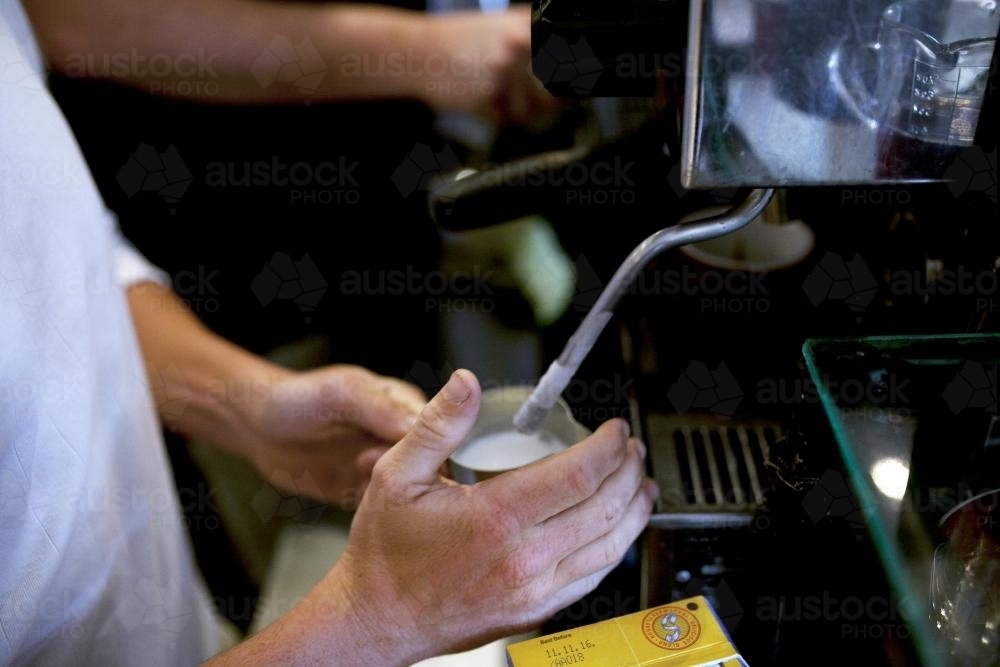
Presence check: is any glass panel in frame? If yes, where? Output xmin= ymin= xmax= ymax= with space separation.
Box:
xmin=803 ymin=334 xmax=1000 ymax=666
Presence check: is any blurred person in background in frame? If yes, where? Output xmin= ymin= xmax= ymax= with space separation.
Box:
xmin=24 ymin=0 xmax=555 ymax=366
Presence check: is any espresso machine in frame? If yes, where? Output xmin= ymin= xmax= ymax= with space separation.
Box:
xmin=429 ymin=0 xmax=999 ymax=664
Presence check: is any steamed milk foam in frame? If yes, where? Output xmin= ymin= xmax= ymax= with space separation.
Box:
xmin=452 ymin=430 xmax=568 ymax=471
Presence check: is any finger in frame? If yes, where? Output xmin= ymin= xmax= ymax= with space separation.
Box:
xmin=481 ymin=418 xmax=630 ymax=527
xmin=340 ymin=371 xmax=428 ymax=441
xmin=552 ymin=478 xmax=657 ymax=591
xmin=542 ymin=561 xmax=621 ymax=623
xmin=384 ymin=376 xmax=429 ymax=407
xmin=523 ymin=438 xmax=646 ymax=565
xmin=355 ymin=446 xmax=391 ymax=474
xmin=380 ymin=369 xmax=481 ymax=485
xmin=299 ymin=422 xmax=394 ymax=451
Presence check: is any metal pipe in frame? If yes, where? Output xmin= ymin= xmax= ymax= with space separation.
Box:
xmin=513 ymin=188 xmax=775 ymax=433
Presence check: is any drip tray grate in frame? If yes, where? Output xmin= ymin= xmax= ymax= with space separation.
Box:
xmin=646 ymin=413 xmax=781 ymax=521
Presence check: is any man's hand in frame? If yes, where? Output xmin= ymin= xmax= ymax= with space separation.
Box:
xmin=418 ymin=7 xmax=561 ymax=126
xmin=244 ymin=365 xmax=426 ymax=508
xmin=126 ymin=285 xmax=426 ymax=507
xmin=333 ymin=369 xmax=657 ymax=663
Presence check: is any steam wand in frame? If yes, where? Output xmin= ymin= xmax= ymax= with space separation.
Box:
xmin=513 ymin=188 xmax=775 ymax=433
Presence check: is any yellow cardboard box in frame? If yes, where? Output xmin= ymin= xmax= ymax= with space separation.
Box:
xmin=506 ymin=596 xmax=747 ymax=667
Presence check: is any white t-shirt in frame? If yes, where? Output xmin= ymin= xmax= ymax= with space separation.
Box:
xmin=1 ymin=1 xmax=218 ymax=663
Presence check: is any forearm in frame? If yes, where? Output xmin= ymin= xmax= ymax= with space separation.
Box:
xmin=126 ymin=282 xmax=288 ymax=456
xmin=204 ymin=558 xmax=417 ymax=667
xmin=25 ymin=0 xmax=432 ymax=103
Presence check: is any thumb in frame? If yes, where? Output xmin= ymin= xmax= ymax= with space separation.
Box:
xmin=383 ymin=369 xmax=481 ymax=484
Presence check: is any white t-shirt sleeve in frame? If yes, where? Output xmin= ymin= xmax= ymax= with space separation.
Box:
xmin=112 ymin=225 xmax=171 ymax=290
